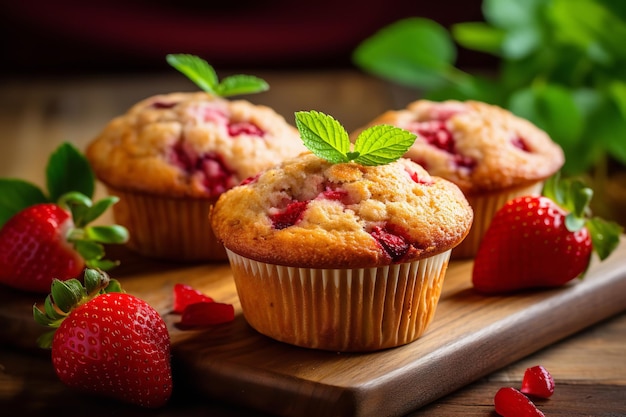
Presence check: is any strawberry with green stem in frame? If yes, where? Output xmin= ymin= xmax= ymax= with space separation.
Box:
xmin=34 ymin=268 xmax=172 ymax=408
xmin=472 ymin=173 xmax=622 ymax=294
xmin=0 ymin=142 xmax=128 ymax=293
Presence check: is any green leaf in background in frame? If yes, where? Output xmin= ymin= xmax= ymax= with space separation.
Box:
xmin=550 ymin=0 xmax=626 ymax=63
xmin=482 ymin=0 xmax=544 ymax=30
xmin=509 ymin=84 xmax=587 ymax=173
xmin=295 ymin=111 xmax=351 ymax=164
xmin=607 ymin=81 xmax=626 ymax=165
xmin=501 ymin=25 xmax=543 ymax=59
xmin=567 ymin=88 xmax=626 ymax=173
xmin=352 ymin=18 xmax=457 ymax=90
xmin=216 ymin=75 xmax=269 ymax=97
xmin=352 ymin=125 xmax=416 ymax=166
xmin=166 ymin=53 xmax=219 ymax=94
xmin=425 ymin=74 xmax=504 ymax=105
xmin=452 ymin=22 xmax=505 ymax=55
xmin=46 ymin=142 xmax=95 ymax=203
xmin=0 ymin=179 xmax=48 ymax=227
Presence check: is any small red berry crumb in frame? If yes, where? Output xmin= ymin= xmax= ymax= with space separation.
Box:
xmin=494 ymin=387 xmax=546 ymax=417
xmin=172 ymin=283 xmax=214 ymax=314
xmin=172 ymin=284 xmax=235 ymax=329
xmin=176 ymin=302 xmax=235 ymax=329
xmin=521 ymin=365 xmax=555 ymax=398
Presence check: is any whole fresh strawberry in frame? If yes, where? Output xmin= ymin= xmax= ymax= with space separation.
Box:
xmin=473 ymin=174 xmax=622 ymax=294
xmin=0 ymin=143 xmax=128 ymax=293
xmin=34 ymin=269 xmax=172 ymax=408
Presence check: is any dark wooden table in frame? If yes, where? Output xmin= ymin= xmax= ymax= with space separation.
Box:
xmin=0 ymin=70 xmax=625 ymax=416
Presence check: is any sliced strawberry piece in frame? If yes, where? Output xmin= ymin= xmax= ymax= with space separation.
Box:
xmin=370 ymin=225 xmax=410 ymax=262
xmin=240 ymin=173 xmax=261 ymax=186
xmin=512 ymin=135 xmax=532 ymax=152
xmin=405 ymin=168 xmax=434 ymax=185
xmin=228 ymin=121 xmax=265 ymax=137
xmin=321 ymin=188 xmax=348 ymax=201
xmin=170 ymin=141 xmax=238 ymax=197
xmin=414 ymin=120 xmax=456 ymax=153
xmin=176 ymin=302 xmax=235 ymax=329
xmin=406 ymin=118 xmax=477 ymax=171
xmin=494 ymin=387 xmax=545 ymax=417
xmin=521 ymin=365 xmax=555 ymax=398
xmin=172 ymin=283 xmax=214 ymax=314
xmin=269 ymin=200 xmax=309 ymax=230
xmin=151 ymin=101 xmax=178 ymax=109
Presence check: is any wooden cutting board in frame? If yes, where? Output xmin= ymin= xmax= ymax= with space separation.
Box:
xmin=1 ymin=237 xmax=625 ymax=417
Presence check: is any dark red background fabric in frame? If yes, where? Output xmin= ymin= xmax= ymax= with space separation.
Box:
xmin=1 ymin=0 xmax=487 ymax=75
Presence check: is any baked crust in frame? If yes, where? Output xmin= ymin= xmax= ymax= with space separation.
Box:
xmin=211 ymin=153 xmax=473 ymax=268
xmin=351 ymin=100 xmax=564 ymax=194
xmin=86 ymin=92 xmax=306 ymax=198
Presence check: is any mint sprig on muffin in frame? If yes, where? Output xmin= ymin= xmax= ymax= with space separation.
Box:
xmin=166 ymin=53 xmax=269 ymax=97
xmin=295 ymin=110 xmax=416 ymax=166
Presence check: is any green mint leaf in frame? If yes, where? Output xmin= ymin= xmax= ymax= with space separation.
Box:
xmin=167 ymin=54 xmax=269 ymax=97
xmin=353 ymin=124 xmax=416 ymax=166
xmin=295 ymin=111 xmax=416 ymax=166
xmin=167 ymin=54 xmax=218 ymax=94
xmin=0 ymin=179 xmax=48 ymax=227
xmin=216 ymin=74 xmax=269 ymax=97
xmin=295 ymin=111 xmax=351 ymax=164
xmin=46 ymin=142 xmax=95 ymax=203
xmin=586 ymin=217 xmax=623 ymax=261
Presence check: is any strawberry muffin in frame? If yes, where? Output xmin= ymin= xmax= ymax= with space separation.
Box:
xmin=86 ymin=92 xmax=306 ymax=261
xmin=352 ymin=100 xmax=564 ymax=258
xmin=211 ymin=152 xmax=473 ymax=352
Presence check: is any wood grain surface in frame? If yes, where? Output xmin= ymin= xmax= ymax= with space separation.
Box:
xmin=1 ymin=236 xmax=625 ymax=417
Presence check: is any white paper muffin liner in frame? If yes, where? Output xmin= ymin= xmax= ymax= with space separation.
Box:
xmin=226 ymin=249 xmax=452 ymax=352
xmin=452 ymin=182 xmax=544 ymax=259
xmin=105 ymin=185 xmax=227 ymax=261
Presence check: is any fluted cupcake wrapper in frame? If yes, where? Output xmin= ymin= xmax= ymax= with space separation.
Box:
xmin=452 ymin=182 xmax=544 ymax=259
xmin=105 ymin=185 xmax=227 ymax=261
xmin=226 ymin=249 xmax=452 ymax=352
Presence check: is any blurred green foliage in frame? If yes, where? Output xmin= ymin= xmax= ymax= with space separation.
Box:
xmin=352 ymin=0 xmax=626 ymax=176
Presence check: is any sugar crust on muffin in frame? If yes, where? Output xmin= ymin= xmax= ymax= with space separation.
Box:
xmin=211 ymin=152 xmax=473 ymax=268
xmin=86 ymin=92 xmax=306 ymax=198
xmin=351 ymin=100 xmax=565 ymax=194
